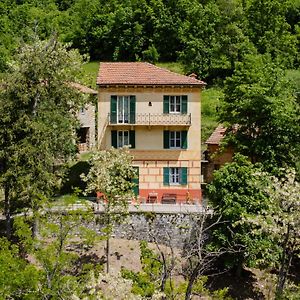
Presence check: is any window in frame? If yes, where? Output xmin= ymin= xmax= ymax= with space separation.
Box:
xmin=110 ymin=95 xmax=136 ymax=124
xmin=169 ymin=96 xmax=181 ymax=113
xmin=117 ymin=96 xmax=130 ymax=123
xmin=163 ymin=167 xmax=188 ymax=185
xmin=163 ymin=95 xmax=188 ymax=114
xmin=118 ymin=130 xmax=129 ymax=148
xmin=164 ymin=130 xmax=188 ymax=149
xmin=170 ymin=167 xmax=180 ymax=184
xmin=111 ymin=130 xmax=135 ymax=148
xmin=170 ymin=131 xmax=181 ymax=148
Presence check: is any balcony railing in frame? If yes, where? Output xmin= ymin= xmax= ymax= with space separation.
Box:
xmin=108 ymin=113 xmax=191 ymax=126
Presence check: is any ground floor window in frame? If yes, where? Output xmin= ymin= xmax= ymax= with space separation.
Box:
xmin=170 ymin=167 xmax=180 ymax=184
xmin=163 ymin=167 xmax=188 ymax=185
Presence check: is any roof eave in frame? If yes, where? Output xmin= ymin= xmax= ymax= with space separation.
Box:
xmin=96 ymin=82 xmax=206 ymax=88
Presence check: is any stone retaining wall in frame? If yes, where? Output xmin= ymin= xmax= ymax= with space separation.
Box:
xmin=89 ymin=211 xmax=206 ymax=248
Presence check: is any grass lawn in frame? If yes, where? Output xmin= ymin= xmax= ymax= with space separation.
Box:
xmin=81 ymin=61 xmax=100 ymax=88
xmin=201 ymin=87 xmax=222 ymax=145
xmin=156 ymin=61 xmax=185 ymax=74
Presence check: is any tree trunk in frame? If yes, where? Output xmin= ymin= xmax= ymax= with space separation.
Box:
xmin=106 ymin=208 xmax=111 ymax=274
xmin=32 ymin=208 xmax=39 ymax=238
xmin=32 ymin=216 xmax=39 ymax=238
xmin=185 ymin=262 xmax=200 ymax=300
xmin=4 ymin=186 xmax=12 ymax=239
xmin=106 ymin=236 xmax=110 ymax=273
xmin=160 ymin=253 xmax=168 ymax=293
xmin=276 ymin=227 xmax=291 ymax=298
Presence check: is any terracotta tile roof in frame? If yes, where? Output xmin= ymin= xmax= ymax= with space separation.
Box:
xmin=97 ymin=62 xmax=206 ymax=86
xmin=205 ymin=125 xmax=227 ymax=145
xmin=68 ymin=82 xmax=98 ymax=94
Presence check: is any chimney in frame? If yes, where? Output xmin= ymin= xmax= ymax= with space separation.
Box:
xmin=188 ymin=73 xmax=197 ymax=79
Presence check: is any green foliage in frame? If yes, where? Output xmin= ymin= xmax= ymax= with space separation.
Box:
xmin=0 ymin=238 xmax=40 ymax=299
xmin=122 ymin=241 xmax=233 ymax=299
xmin=82 ymin=148 xmax=137 ymax=273
xmin=0 ymin=37 xmax=84 ymax=216
xmin=121 ymin=241 xmax=162 ymax=297
xmin=286 ymin=69 xmax=300 ymax=91
xmin=245 ymin=169 xmax=300 ymax=296
xmin=1 ymin=0 xmax=299 ymax=80
xmin=82 ymin=147 xmax=137 ymax=203
xmin=281 ymin=282 xmax=300 ymax=300
xmin=60 ymin=161 xmax=90 ymax=195
xmin=0 ymin=36 xmax=86 ymax=239
xmin=142 ymin=45 xmax=160 ymax=64
xmin=178 ymin=1 xmax=221 ymax=79
xmin=139 ymin=240 xmax=162 ymax=280
xmin=247 ymin=0 xmax=297 ymax=68
xmin=219 ymin=54 xmax=300 ymax=171
xmin=208 ymin=154 xmax=277 ymax=269
xmin=11 ymin=195 xmax=99 ymax=299
xmin=179 ymin=0 xmax=253 ymax=81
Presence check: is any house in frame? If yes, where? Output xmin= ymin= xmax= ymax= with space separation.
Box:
xmin=202 ymin=125 xmax=234 ymax=183
xmin=69 ymin=82 xmax=98 ymax=152
xmin=97 ymin=62 xmax=206 ymax=203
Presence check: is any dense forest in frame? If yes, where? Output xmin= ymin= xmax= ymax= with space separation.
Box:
xmin=1 ymin=0 xmax=300 ymax=82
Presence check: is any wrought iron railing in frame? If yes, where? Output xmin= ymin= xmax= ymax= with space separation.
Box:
xmin=108 ymin=113 xmax=191 ymax=126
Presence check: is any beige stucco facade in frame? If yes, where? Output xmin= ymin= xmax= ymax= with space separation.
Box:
xmin=77 ymin=103 xmax=96 ymax=152
xmin=97 ymin=85 xmax=203 ymax=203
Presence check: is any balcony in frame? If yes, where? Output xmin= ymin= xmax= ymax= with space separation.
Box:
xmin=108 ymin=113 xmax=191 ymax=126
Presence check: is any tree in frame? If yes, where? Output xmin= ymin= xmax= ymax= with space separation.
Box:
xmin=0 ymin=1 xmax=17 ymax=72
xmin=0 ymin=36 xmax=84 ymax=237
xmin=6 ymin=194 xmax=100 ymax=299
xmin=178 ymin=1 xmax=221 ymax=79
xmin=247 ymin=0 xmax=297 ymax=68
xmin=246 ymin=169 xmax=300 ymax=298
xmin=207 ymin=154 xmax=275 ymax=274
xmin=31 ymin=199 xmax=97 ymax=299
xmin=0 ymin=237 xmax=40 ymax=298
xmin=219 ymin=54 xmax=300 ymax=171
xmin=182 ymin=209 xmax=232 ymax=300
xmin=179 ymin=0 xmax=254 ymax=81
xmin=81 ymin=147 xmax=137 ymax=273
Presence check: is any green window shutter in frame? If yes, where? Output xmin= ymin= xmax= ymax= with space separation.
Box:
xmin=111 ymin=130 xmax=117 ymax=148
xmin=163 ymin=167 xmax=170 ymax=186
xmin=181 ymin=130 xmax=188 ymax=149
xmin=130 ymin=95 xmax=136 ymax=124
xmin=181 ymin=95 xmax=188 ymax=114
xmin=163 ymin=130 xmax=170 ymax=149
xmin=129 ymin=130 xmax=135 ymax=149
xmin=180 ymin=167 xmax=188 ymax=185
xmin=110 ymin=95 xmax=117 ymax=124
xmin=163 ymin=95 xmax=169 ymax=114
